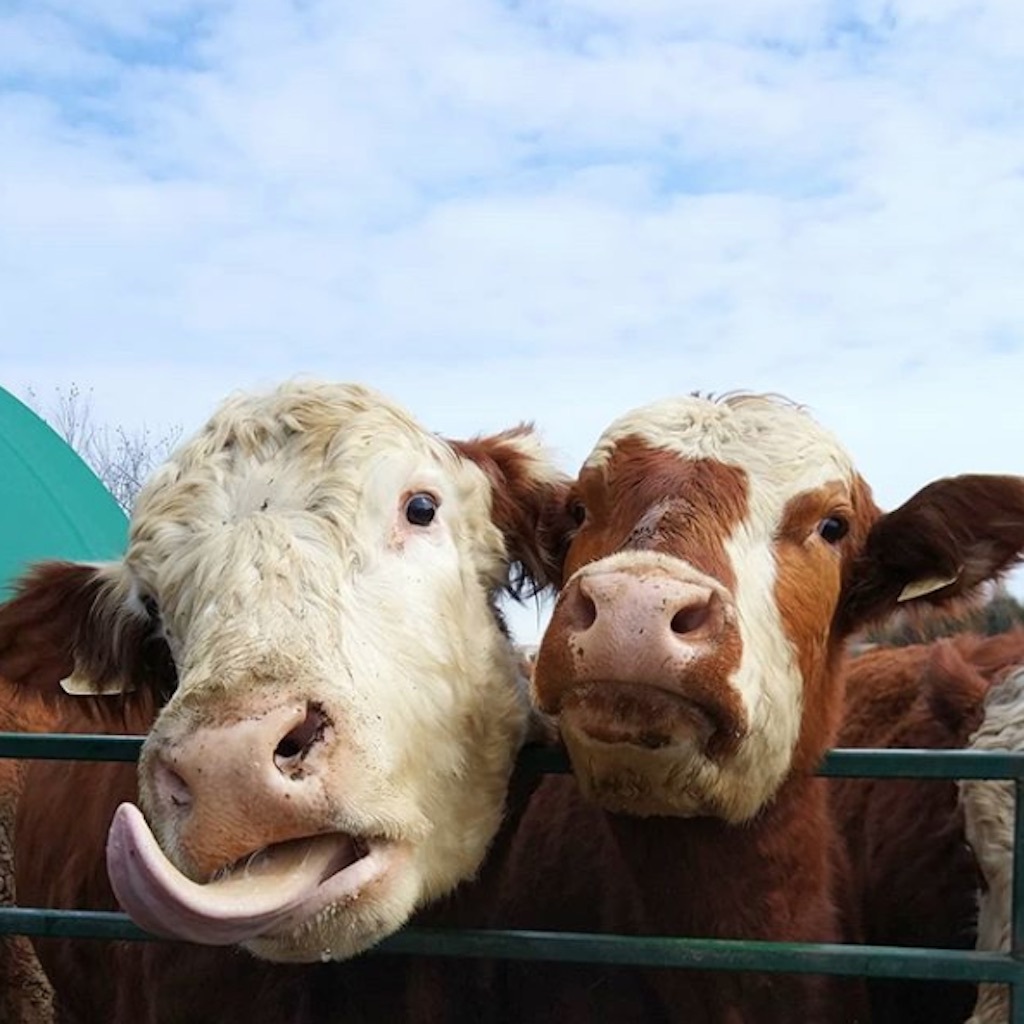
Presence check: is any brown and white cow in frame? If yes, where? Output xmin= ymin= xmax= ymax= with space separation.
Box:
xmin=835 ymin=628 xmax=1024 ymax=1023
xmin=531 ymin=393 xmax=1024 ymax=1023
xmin=0 ymin=380 xmax=572 ymax=1021
xmin=0 ymin=696 xmax=56 ymax=1024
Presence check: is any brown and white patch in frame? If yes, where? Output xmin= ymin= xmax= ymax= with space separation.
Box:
xmin=537 ymin=394 xmax=867 ymax=820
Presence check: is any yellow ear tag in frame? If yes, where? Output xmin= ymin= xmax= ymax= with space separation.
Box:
xmin=897 ymin=569 xmax=962 ymax=603
xmin=59 ymin=671 xmax=135 ymax=696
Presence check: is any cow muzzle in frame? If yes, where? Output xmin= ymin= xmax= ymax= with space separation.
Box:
xmin=106 ymin=695 xmax=410 ymax=958
xmin=533 ymin=559 xmax=746 ymax=815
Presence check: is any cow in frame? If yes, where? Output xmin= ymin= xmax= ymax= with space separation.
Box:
xmin=959 ymin=660 xmax=1024 ymax=1024
xmin=0 ymin=380 xmax=573 ymax=1023
xmin=0 ymin=696 xmax=56 ymax=1024
xmin=834 ymin=628 xmax=1024 ymax=1023
xmin=530 ymin=392 xmax=1024 ymax=1023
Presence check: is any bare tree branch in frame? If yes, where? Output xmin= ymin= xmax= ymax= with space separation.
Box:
xmin=24 ymin=384 xmax=181 ymax=513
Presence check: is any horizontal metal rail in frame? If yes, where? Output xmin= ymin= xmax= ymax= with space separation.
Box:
xmin=0 ymin=909 xmax=1014 ymax=983
xmin=0 ymin=732 xmax=142 ymax=762
xmin=0 ymin=732 xmax=1021 ymax=1017
xmin=3 ymin=733 xmax=1024 ymax=779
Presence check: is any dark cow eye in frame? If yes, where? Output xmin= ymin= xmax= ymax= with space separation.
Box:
xmin=405 ymin=493 xmax=438 ymax=527
xmin=817 ymin=516 xmax=849 ymax=544
xmin=140 ymin=594 xmax=160 ymax=619
xmin=570 ymin=500 xmax=587 ymax=527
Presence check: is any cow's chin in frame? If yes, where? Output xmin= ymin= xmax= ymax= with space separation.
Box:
xmin=557 ymin=686 xmax=730 ymax=819
xmin=106 ymin=802 xmax=422 ymax=963
xmin=244 ymin=849 xmax=420 ymax=963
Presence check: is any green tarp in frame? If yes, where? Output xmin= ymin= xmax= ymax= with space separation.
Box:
xmin=0 ymin=386 xmax=127 ymax=596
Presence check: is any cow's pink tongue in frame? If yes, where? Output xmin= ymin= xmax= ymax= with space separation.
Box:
xmin=106 ymin=803 xmax=354 ymax=946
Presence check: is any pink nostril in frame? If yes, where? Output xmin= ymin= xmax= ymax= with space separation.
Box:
xmin=670 ymin=590 xmax=719 ymax=636
xmin=670 ymin=603 xmax=711 ymax=635
xmin=564 ymin=581 xmax=598 ymax=632
xmin=576 ymin=592 xmax=597 ymax=631
xmin=273 ymin=702 xmax=328 ymax=773
xmin=154 ymin=761 xmax=192 ymax=811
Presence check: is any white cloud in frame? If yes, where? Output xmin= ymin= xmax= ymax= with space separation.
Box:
xmin=2 ymin=0 xmax=1024 ymax=636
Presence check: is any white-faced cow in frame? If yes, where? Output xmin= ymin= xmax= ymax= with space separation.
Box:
xmin=531 ymin=393 xmax=1024 ymax=1024
xmin=0 ymin=381 xmax=571 ymax=1022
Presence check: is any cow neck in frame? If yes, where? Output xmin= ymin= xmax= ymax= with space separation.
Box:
xmin=604 ymin=771 xmax=840 ymax=941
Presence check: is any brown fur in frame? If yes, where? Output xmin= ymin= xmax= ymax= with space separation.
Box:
xmin=450 ymin=426 xmax=576 ymax=594
xmin=837 ymin=475 xmax=1024 ymax=633
xmin=568 ymin=443 xmax=748 ymax=588
xmin=536 ymin=401 xmax=1024 ymax=1023
xmin=774 ymin=480 xmax=869 ymax=776
xmin=834 ymin=629 xmax=1024 ymax=1024
xmin=0 ymin=693 xmax=57 ymax=1024
xmin=0 ymin=561 xmax=177 ymax=702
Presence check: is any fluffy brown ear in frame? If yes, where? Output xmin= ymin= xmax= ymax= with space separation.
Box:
xmin=0 ymin=561 xmax=176 ymax=701
xmin=837 ymin=475 xmax=1024 ymax=634
xmin=451 ymin=425 xmax=575 ymax=595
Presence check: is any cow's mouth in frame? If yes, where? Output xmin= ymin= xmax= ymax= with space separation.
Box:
xmin=558 ymin=680 xmax=742 ymax=760
xmin=106 ymin=803 xmax=399 ymax=949
xmin=552 ymin=681 xmax=748 ymax=817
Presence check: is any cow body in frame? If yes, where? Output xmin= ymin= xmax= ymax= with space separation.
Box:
xmin=835 ymin=629 xmax=1024 ymax=1024
xmin=0 ymin=381 xmax=575 ymax=1022
xmin=959 ymin=656 xmax=1024 ymax=1024
xmin=0 ymin=697 xmax=56 ymax=1024
xmin=532 ymin=394 xmax=1024 ymax=1023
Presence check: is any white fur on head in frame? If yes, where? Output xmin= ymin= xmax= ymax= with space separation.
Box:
xmin=586 ymin=393 xmax=853 ymax=489
xmin=121 ymin=380 xmax=534 ymax=961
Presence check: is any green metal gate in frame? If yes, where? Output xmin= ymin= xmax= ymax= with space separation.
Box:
xmin=1 ymin=735 xmax=1022 ymax=1019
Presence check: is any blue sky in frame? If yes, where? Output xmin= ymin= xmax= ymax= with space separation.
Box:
xmin=2 ymin=0 xmax=1023 ymax=634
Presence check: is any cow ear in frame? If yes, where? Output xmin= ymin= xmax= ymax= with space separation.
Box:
xmin=836 ymin=475 xmax=1024 ymax=634
xmin=0 ymin=561 xmax=175 ymax=701
xmin=451 ymin=425 xmax=575 ymax=595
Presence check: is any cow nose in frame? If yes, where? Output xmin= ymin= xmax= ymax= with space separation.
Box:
xmin=533 ymin=566 xmax=735 ymax=721
xmin=152 ymin=702 xmax=329 ymax=812
xmin=566 ymin=569 xmax=721 ymax=644
xmin=146 ymin=700 xmax=333 ymax=877
xmin=273 ymin=703 xmax=329 ymax=774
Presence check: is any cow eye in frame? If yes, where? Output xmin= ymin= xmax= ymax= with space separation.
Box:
xmin=817 ymin=516 xmax=849 ymax=544
xmin=140 ymin=594 xmax=160 ymax=619
xmin=405 ymin=493 xmax=438 ymax=526
xmin=570 ymin=500 xmax=587 ymax=527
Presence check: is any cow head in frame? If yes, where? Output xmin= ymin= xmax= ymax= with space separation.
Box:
xmin=0 ymin=381 xmax=570 ymax=962
xmin=533 ymin=394 xmax=1024 ymax=822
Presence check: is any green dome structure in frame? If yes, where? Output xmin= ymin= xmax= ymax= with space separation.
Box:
xmin=0 ymin=386 xmax=128 ymax=596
